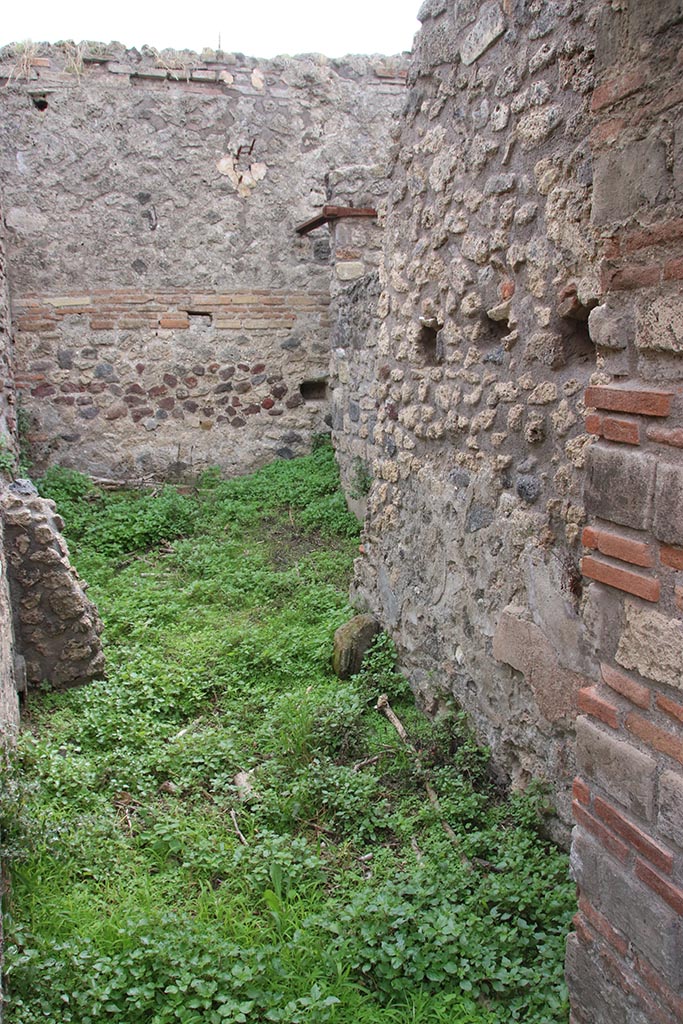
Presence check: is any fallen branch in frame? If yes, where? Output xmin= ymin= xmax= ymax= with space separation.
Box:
xmin=229 ymin=808 xmax=248 ymax=846
xmin=375 ymin=693 xmax=471 ymax=869
xmin=352 ymin=748 xmax=394 ymax=772
xmin=411 ymin=837 xmax=424 ymax=863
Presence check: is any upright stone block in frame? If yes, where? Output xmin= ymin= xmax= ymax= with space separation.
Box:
xmin=653 ymin=462 xmax=683 ymax=547
xmin=575 ymin=716 xmax=656 ymax=819
xmin=584 ymin=445 xmax=656 ymax=531
xmin=459 ymin=2 xmax=506 ymax=66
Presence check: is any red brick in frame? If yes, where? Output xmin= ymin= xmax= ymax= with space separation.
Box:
xmin=623 ymin=218 xmax=683 ymax=254
xmin=626 ymin=713 xmax=683 ymax=766
xmin=601 ymin=663 xmax=650 ymax=709
xmin=159 ymin=318 xmax=190 ymax=330
xmin=585 ymin=412 xmax=603 ymax=436
xmin=647 ymin=425 xmax=683 ymax=449
xmin=676 ymin=586 xmax=683 ymax=614
xmin=578 ymin=686 xmax=619 ymax=729
xmin=573 ymin=776 xmax=591 ymax=805
xmin=30 ymin=57 xmax=50 ymax=67
xmin=572 ymin=800 xmax=630 ymax=863
xmin=633 ymin=953 xmax=683 ymax=1022
xmin=572 ymin=911 xmax=594 ymax=946
xmin=608 ymin=264 xmax=661 ymax=291
xmin=660 ymin=544 xmax=683 ymax=571
xmin=593 ymin=797 xmax=673 ymax=873
xmin=602 ymin=416 xmax=641 ymax=445
xmin=592 ymin=67 xmax=647 ymax=112
xmin=584 ymin=386 xmax=673 ymax=418
xmin=581 ymin=555 xmax=661 ymax=602
xmin=589 ymin=117 xmax=626 ymax=149
xmin=635 ymin=859 xmax=683 ymax=914
xmin=602 ymin=236 xmax=621 ymax=259
xmin=582 ymin=527 xmax=654 ymax=568
xmin=655 ymin=693 xmax=683 ymax=726
xmin=664 ymin=257 xmax=683 ymax=281
xmin=582 ymin=525 xmax=599 ymax=547
xmin=578 ymin=895 xmax=629 ymax=956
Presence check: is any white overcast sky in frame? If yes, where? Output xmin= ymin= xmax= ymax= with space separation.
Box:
xmin=0 ymin=1 xmax=422 ymax=57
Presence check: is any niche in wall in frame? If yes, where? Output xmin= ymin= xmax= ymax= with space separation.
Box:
xmin=300 ymin=379 xmax=328 ymax=401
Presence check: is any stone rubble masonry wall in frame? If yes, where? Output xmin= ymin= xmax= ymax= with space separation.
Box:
xmin=566 ymin=2 xmax=683 ymax=1023
xmin=0 ymin=43 xmax=407 ymax=480
xmin=344 ymin=0 xmax=601 ymax=839
xmin=0 ymin=212 xmax=19 ymax=744
xmin=327 ymin=165 xmax=392 ymax=516
xmin=1 ymin=484 xmax=105 ymax=689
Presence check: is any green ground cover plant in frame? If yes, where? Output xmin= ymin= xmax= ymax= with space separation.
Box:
xmin=1 ymin=441 xmax=575 ymax=1023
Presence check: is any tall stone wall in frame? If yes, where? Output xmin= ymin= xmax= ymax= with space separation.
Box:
xmin=326 ymin=166 xmax=392 ymax=515
xmin=330 ymin=2 xmax=683 ymax=1022
xmin=0 ymin=44 xmax=406 ymax=480
xmin=339 ymin=0 xmax=600 ymax=835
xmin=565 ymin=3 xmax=683 ymax=1022
xmin=0 ymin=210 xmax=19 ymax=744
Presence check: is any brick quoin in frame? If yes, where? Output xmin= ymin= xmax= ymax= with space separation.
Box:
xmin=655 ymin=693 xmax=683 ymax=725
xmin=572 ymin=800 xmax=630 ymax=863
xmin=635 ymin=859 xmax=683 ymax=915
xmin=584 ymin=386 xmax=673 ymax=418
xmin=582 ymin=526 xmax=653 ymax=568
xmin=581 ymin=555 xmax=660 ymax=602
xmin=625 ymin=713 xmax=683 ymax=766
xmin=601 ymin=663 xmax=650 ymax=709
xmin=577 ymin=895 xmax=629 ymax=956
xmin=578 ymin=686 xmax=619 ymax=729
xmin=593 ymin=797 xmax=674 ymax=873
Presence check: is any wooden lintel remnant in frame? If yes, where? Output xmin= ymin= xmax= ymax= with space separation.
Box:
xmin=295 ymin=205 xmax=377 ymax=236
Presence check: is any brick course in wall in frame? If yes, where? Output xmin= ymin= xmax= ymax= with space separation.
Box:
xmin=11 ymin=287 xmax=333 ymax=477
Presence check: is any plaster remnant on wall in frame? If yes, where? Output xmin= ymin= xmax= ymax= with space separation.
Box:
xmin=216 ymin=154 xmax=268 ymax=196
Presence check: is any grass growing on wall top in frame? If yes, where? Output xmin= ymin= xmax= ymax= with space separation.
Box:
xmin=2 ymin=441 xmax=575 ymax=1023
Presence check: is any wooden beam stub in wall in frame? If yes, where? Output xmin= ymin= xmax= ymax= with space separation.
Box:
xmin=295 ymin=205 xmax=377 ymax=236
